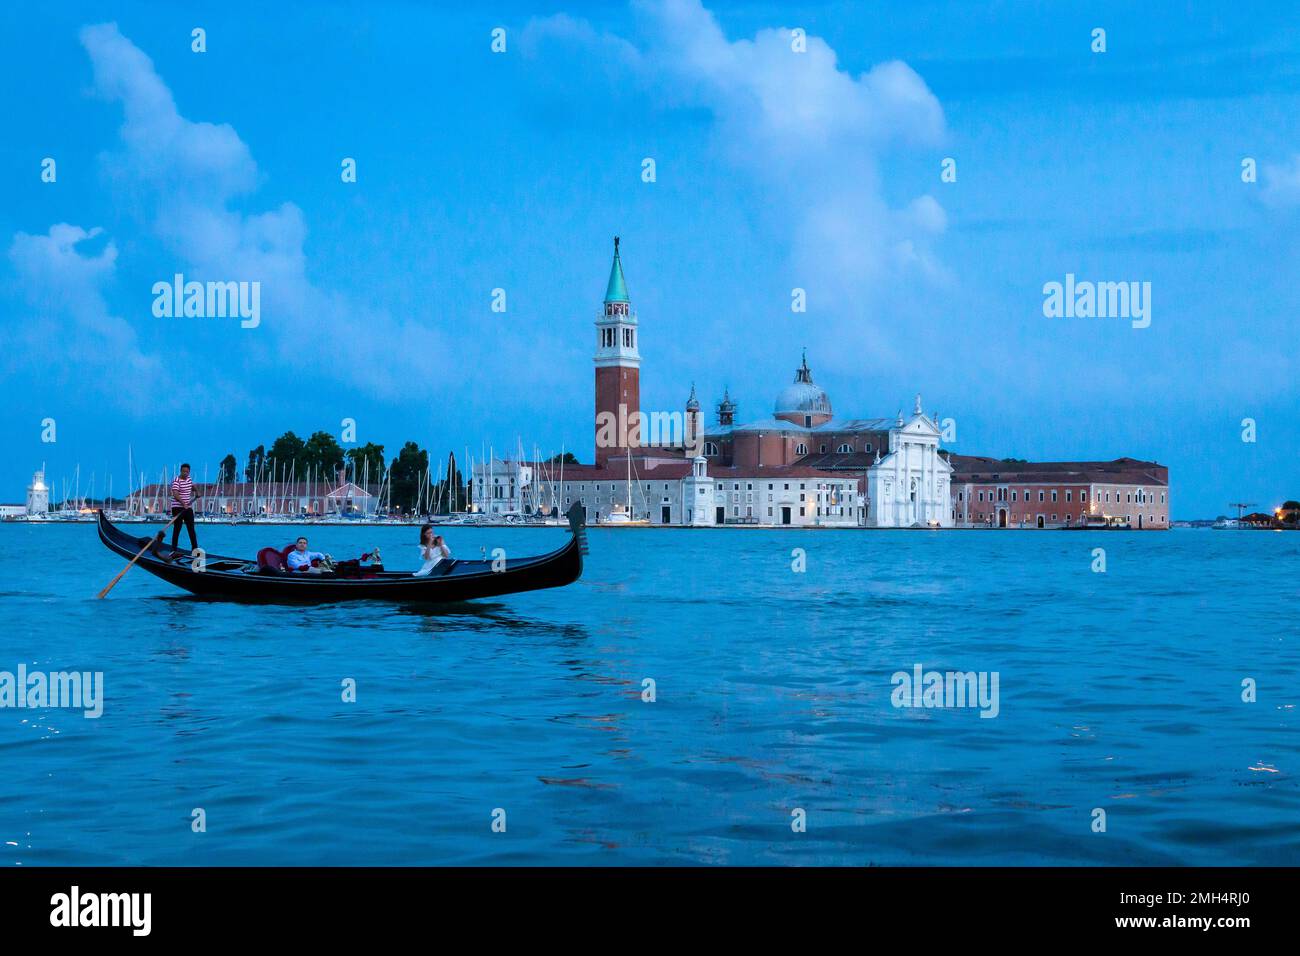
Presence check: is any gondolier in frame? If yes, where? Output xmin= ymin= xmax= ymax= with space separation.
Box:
xmin=170 ymin=463 xmax=198 ymax=552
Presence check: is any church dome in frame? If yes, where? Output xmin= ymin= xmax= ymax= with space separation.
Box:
xmin=774 ymin=382 xmax=831 ymax=416
xmin=773 ymin=353 xmax=831 ymax=418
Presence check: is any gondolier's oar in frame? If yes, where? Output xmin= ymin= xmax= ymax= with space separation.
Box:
xmin=97 ymin=514 xmax=181 ymax=599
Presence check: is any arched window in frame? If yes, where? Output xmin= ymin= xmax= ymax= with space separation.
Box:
xmin=837 ymin=443 xmax=853 ymax=454
xmin=703 ymin=441 xmax=719 ymax=456
xmin=794 ymin=443 xmax=807 ymax=456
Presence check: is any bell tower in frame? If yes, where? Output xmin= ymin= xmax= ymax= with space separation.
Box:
xmin=594 ymin=236 xmax=641 ymax=466
xmin=716 ymin=387 xmax=736 ymax=427
xmin=684 ymin=383 xmax=701 ymax=455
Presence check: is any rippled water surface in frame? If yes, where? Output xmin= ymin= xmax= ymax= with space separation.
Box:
xmin=1 ymin=523 xmax=1297 ymax=865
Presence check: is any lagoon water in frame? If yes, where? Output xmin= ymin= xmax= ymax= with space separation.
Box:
xmin=1 ymin=522 xmax=1297 ymax=866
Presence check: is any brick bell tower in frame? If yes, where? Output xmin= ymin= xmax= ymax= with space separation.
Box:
xmin=594 ymin=236 xmax=641 ymax=467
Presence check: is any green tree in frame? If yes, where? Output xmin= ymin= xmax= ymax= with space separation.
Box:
xmin=548 ymin=452 xmax=579 ymax=464
xmin=346 ymin=443 xmax=386 ymax=484
xmin=432 ymin=452 xmax=467 ymax=513
xmin=267 ymin=431 xmax=307 ymax=474
xmin=245 ymin=444 xmax=265 ymax=482
xmin=304 ymin=431 xmax=345 ymax=479
xmin=389 ymin=441 xmax=429 ymax=514
xmin=218 ymin=454 xmax=237 ymax=483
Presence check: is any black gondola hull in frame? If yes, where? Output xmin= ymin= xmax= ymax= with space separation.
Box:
xmin=96 ymin=508 xmax=585 ymax=604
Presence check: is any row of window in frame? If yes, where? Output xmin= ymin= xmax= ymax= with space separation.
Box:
xmin=549 ymin=498 xmax=858 ymax=524
xmin=961 ymin=487 xmax=1166 ymax=505
xmin=969 ymin=512 xmax=1168 ymax=525
xmin=705 ymin=441 xmax=875 ymax=458
xmin=534 ymin=482 xmax=676 ymax=494
xmin=597 ymin=326 xmax=636 ymax=348
xmin=510 ymin=480 xmax=853 ymax=496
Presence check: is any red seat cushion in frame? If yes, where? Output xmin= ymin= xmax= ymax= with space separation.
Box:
xmin=257 ymin=547 xmax=286 ymax=572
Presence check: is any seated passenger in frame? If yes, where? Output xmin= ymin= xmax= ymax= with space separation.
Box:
xmin=287 ymin=536 xmax=333 ymax=573
xmin=414 ymin=525 xmax=451 ymax=577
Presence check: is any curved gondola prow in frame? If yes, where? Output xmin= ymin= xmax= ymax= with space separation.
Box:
xmin=566 ymin=501 xmax=589 ymax=556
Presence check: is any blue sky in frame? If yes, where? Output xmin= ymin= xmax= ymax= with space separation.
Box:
xmin=1 ymin=0 xmax=1296 ymax=516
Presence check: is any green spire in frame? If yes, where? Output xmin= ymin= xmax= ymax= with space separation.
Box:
xmin=604 ymin=236 xmax=630 ymax=304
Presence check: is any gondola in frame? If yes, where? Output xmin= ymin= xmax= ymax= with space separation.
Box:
xmin=96 ymin=504 xmax=587 ymax=604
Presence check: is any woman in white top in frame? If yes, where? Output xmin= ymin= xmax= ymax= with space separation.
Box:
xmin=414 ymin=524 xmax=451 ymax=577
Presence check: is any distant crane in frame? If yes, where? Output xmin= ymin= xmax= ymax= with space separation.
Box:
xmin=1228 ymin=502 xmax=1256 ymax=521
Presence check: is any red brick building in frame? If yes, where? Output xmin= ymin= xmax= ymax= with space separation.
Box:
xmin=949 ymin=456 xmax=1169 ymax=529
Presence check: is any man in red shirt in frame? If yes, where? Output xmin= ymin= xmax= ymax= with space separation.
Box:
xmin=170 ymin=463 xmax=198 ymax=552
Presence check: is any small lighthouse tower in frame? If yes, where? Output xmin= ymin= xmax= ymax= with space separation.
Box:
xmin=594 ymin=237 xmax=641 ymax=467
xmin=26 ymin=469 xmax=49 ymax=516
xmin=681 ymin=456 xmax=715 ymax=526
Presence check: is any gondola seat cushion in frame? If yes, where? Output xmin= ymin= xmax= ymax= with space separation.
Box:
xmin=256 ymin=547 xmax=287 ymax=573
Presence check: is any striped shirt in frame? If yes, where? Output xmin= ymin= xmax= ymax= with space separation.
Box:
xmin=170 ymin=476 xmax=194 ymax=509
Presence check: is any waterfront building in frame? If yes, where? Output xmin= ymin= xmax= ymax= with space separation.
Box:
xmin=471 ymin=238 xmax=1169 ymax=528
xmin=126 ymin=480 xmax=380 ymax=516
xmin=948 ymin=456 xmax=1169 ymax=529
xmin=472 ymin=453 xmax=864 ymax=527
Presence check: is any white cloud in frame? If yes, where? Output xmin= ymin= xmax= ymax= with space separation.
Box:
xmin=1260 ymin=153 xmax=1300 ymax=208
xmin=527 ymin=0 xmax=949 ymax=359
xmin=6 ymin=224 xmax=173 ymax=403
xmin=81 ymin=23 xmax=257 ymax=200
xmin=633 ymin=0 xmax=942 ymax=156
xmin=519 ymin=12 xmax=644 ymax=69
xmin=57 ymin=22 xmax=448 ymax=401
xmin=640 ymin=0 xmax=950 ymax=362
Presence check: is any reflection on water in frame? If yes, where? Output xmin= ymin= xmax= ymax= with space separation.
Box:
xmin=0 ymin=522 xmax=1297 ymax=865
